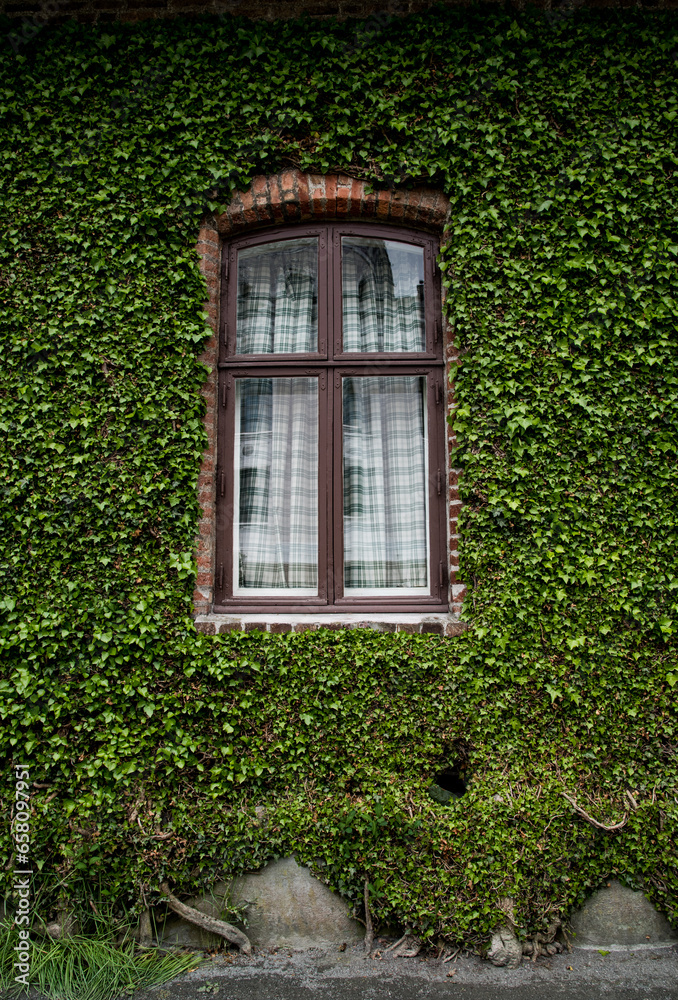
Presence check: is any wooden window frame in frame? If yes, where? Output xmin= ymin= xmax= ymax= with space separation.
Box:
xmin=214 ymin=222 xmax=447 ymax=613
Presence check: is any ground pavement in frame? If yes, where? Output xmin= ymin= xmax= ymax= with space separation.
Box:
xmin=133 ymin=941 xmax=678 ymax=1000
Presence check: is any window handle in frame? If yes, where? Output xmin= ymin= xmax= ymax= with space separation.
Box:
xmin=437 ymin=468 xmax=442 ymax=495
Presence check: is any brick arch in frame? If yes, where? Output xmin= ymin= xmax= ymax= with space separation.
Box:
xmin=193 ymin=172 xmax=463 ymax=626
xmin=216 ymin=169 xmax=450 ymax=235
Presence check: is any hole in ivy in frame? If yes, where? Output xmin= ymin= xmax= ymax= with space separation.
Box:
xmin=426 ymin=769 xmax=468 ymax=804
xmin=436 ymin=770 xmax=467 ymax=796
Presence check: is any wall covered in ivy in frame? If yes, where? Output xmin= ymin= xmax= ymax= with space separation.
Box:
xmin=0 ymin=5 xmax=676 ymax=945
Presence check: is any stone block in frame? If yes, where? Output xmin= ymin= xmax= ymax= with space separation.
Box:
xmin=570 ymin=880 xmax=678 ymax=949
xmin=228 ymin=856 xmax=363 ymax=950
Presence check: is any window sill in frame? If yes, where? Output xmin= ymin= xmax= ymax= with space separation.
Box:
xmin=194 ymin=612 xmax=466 ymax=636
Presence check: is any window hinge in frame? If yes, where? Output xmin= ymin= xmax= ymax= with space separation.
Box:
xmin=437 ymin=468 xmax=442 ymax=495
xmin=439 ymin=561 xmax=445 ymax=589
xmin=218 ymin=563 xmax=224 ymax=590
xmin=222 ymin=381 xmax=227 ymax=407
xmin=434 ymin=318 xmax=440 ymax=344
xmin=435 ymin=381 xmax=442 ymax=405
xmin=220 ymin=471 xmax=225 ymax=497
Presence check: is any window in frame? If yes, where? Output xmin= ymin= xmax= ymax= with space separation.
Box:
xmin=215 ymin=223 xmax=447 ymax=612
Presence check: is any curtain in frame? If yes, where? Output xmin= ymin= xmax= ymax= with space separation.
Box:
xmin=236 ymin=238 xmax=318 ymax=354
xmin=342 ymin=238 xmax=426 ymax=352
xmin=343 ymin=376 xmax=428 ymax=589
xmin=236 ymin=378 xmax=318 ymax=590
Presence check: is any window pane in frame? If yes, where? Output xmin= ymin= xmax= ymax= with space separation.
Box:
xmin=343 ymin=376 xmax=428 ymax=593
xmin=234 ymin=378 xmax=318 ymax=593
xmin=236 ymin=238 xmax=318 ymax=354
xmin=342 ymin=238 xmax=426 ymax=352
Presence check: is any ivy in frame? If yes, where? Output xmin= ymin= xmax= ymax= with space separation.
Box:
xmin=0 ymin=6 xmax=676 ymax=945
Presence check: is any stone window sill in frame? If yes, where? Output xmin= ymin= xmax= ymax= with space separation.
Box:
xmin=194 ymin=612 xmax=466 ymax=636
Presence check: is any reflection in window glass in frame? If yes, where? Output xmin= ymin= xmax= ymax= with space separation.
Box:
xmin=342 ymin=238 xmax=425 ymax=352
xmin=236 ymin=238 xmax=318 ymax=354
xmin=343 ymin=376 xmax=428 ymax=593
xmin=234 ymin=378 xmax=318 ymax=593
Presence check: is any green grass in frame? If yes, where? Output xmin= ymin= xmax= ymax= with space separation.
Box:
xmin=0 ymin=922 xmax=202 ymax=1000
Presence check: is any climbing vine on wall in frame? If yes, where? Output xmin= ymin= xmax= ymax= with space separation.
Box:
xmin=0 ymin=5 xmax=676 ymax=945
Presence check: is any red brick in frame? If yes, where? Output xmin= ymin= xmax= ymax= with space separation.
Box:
xmin=389 ymin=190 xmax=406 ymax=220
xmin=270 ymin=623 xmax=292 ymax=633
xmin=429 ymin=191 xmax=448 ymax=229
xmin=280 ymin=168 xmax=298 ymax=194
xmin=195 ymin=621 xmax=216 ymax=635
xmin=226 ymin=192 xmax=246 ymax=231
xmin=297 ymin=174 xmax=312 ymax=220
xmin=240 ymin=189 xmax=258 ymax=226
xmin=350 ymin=178 xmax=364 ymax=216
xmin=336 ymin=175 xmax=351 ymax=215
xmin=376 ymin=189 xmax=391 ymax=220
xmin=198 ymin=225 xmax=218 ymax=241
xmin=269 ymin=175 xmax=286 ymax=224
xmin=361 ymin=187 xmax=377 ymax=217
xmin=421 ymin=622 xmax=444 ymax=635
xmin=403 ymin=189 xmax=423 ymax=225
xmin=445 ymin=622 xmax=468 ymax=637
xmin=324 ymin=175 xmax=337 ymax=217
xmin=308 ymin=175 xmax=326 ymax=218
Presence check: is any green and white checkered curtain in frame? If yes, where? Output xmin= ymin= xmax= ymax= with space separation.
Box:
xmin=342 ymin=238 xmax=426 ymax=353
xmin=236 ymin=238 xmax=318 ymax=354
xmin=343 ymin=376 xmax=428 ymax=589
xmin=236 ymin=378 xmax=318 ymax=590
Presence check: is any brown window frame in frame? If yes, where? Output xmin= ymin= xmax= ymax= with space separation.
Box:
xmin=214 ymin=222 xmax=447 ymax=613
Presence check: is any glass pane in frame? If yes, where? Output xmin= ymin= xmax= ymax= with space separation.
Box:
xmin=342 ymin=237 xmax=426 ymax=353
xmin=234 ymin=378 xmax=318 ymax=593
xmin=343 ymin=376 xmax=428 ymax=593
xmin=236 ymin=238 xmax=318 ymax=354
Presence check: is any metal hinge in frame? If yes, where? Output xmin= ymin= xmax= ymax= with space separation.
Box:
xmin=218 ymin=563 xmax=224 ymax=590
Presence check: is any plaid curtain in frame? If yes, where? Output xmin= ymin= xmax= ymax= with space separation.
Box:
xmin=236 ymin=238 xmax=318 ymax=354
xmin=343 ymin=376 xmax=428 ymax=589
xmin=342 ymin=238 xmax=426 ymax=352
xmin=236 ymin=378 xmax=318 ymax=590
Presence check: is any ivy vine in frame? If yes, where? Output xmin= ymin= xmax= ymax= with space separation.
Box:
xmin=0 ymin=5 xmax=676 ymax=945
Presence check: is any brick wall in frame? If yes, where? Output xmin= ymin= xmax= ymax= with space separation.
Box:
xmin=193 ymin=169 xmax=466 ymax=620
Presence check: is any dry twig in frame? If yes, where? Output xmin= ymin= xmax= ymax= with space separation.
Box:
xmin=364 ymin=879 xmax=374 ymax=956
xmin=562 ymin=793 xmax=627 ymax=831
xmin=159 ymin=883 xmax=252 ymax=954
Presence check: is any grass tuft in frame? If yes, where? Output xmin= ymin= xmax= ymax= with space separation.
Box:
xmin=0 ymin=921 xmax=201 ymax=1000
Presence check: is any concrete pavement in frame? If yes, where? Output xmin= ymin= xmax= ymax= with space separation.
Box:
xmin=133 ymin=941 xmax=678 ymax=1000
